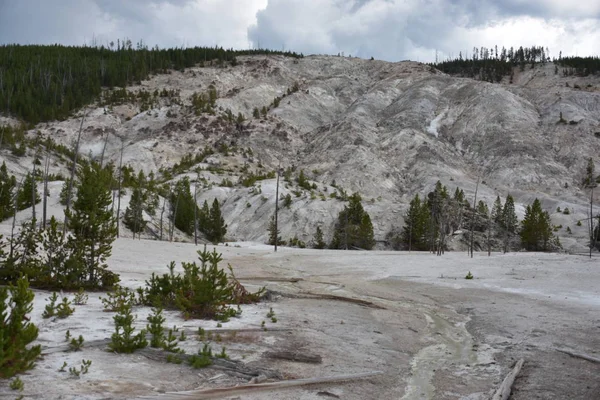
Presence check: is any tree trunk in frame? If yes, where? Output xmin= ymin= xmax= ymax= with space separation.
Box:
xmin=63 ymin=108 xmax=88 ymax=238
xmin=42 ymin=151 xmax=50 ymax=229
xmin=470 ymin=175 xmax=480 ymax=258
xmin=274 ymin=166 xmax=280 ymax=252
xmin=116 ymin=142 xmax=124 ymax=238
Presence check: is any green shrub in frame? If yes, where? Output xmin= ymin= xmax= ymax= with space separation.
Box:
xmin=108 ymin=298 xmax=147 ymax=354
xmin=465 ymin=271 xmax=474 ymax=280
xmin=146 ymin=308 xmax=166 ymax=348
xmin=0 ymin=277 xmax=42 ymax=378
xmin=142 ymin=246 xmax=264 ymax=320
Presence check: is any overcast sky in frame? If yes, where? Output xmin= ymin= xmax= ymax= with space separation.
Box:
xmin=1 ymin=0 xmax=599 ymax=62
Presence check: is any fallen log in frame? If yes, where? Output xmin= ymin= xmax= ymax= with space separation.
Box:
xmin=139 ymin=371 xmax=383 ymax=399
xmin=135 ymin=347 xmax=282 ymax=380
xmin=491 ymin=358 xmax=524 ymax=400
xmin=556 ymin=348 xmax=600 ymax=364
xmin=273 ymin=290 xmax=385 ymax=309
xmin=264 ymin=350 xmax=322 ymax=364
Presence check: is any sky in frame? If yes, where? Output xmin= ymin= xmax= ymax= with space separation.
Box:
xmin=0 ymin=0 xmax=599 ymax=62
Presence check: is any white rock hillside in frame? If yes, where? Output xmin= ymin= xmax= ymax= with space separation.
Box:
xmin=5 ymin=55 xmax=599 ymax=250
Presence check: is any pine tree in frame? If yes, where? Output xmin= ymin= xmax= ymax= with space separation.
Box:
xmin=313 ymin=226 xmax=326 ymax=249
xmin=491 ymin=196 xmax=503 ymax=225
xmin=0 ymin=162 xmax=16 ymax=221
xmin=330 ymin=193 xmax=375 ymax=250
xmin=267 ymin=215 xmax=282 ymax=246
xmin=402 ymin=194 xmax=431 ymax=251
xmin=206 ymin=199 xmax=227 ymax=244
xmin=170 ymin=178 xmax=198 ymax=236
xmin=520 ymin=198 xmax=553 ymax=251
xmin=0 ymin=277 xmax=41 ymax=378
xmin=502 ymin=195 xmax=518 ymax=234
xmin=16 ymin=173 xmax=40 ymax=211
xmin=66 ymin=162 xmax=118 ymax=288
xmin=123 ymin=187 xmax=145 ymax=234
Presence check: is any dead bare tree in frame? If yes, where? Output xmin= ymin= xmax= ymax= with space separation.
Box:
xmin=42 ymin=151 xmax=50 ymax=229
xmin=469 ymin=174 xmax=481 ymax=258
xmin=99 ymin=129 xmax=110 ymax=168
xmin=63 ymin=108 xmax=89 ymax=237
xmin=159 ymin=195 xmax=167 ymax=241
xmin=116 ymin=142 xmax=124 ymax=238
xmin=9 ymin=178 xmax=23 ymax=260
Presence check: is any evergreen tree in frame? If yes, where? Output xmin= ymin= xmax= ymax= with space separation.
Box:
xmin=66 ymin=162 xmax=118 ymax=288
xmin=170 ymin=177 xmax=198 ymax=236
xmin=520 ymin=198 xmax=553 ymax=251
xmin=330 ymin=193 xmax=375 ymax=250
xmin=0 ymin=277 xmax=41 ymax=378
xmin=123 ymin=187 xmax=146 ymax=234
xmin=502 ymin=195 xmax=518 ymax=233
xmin=491 ymin=196 xmax=503 ymax=225
xmin=16 ymin=173 xmax=40 ymax=211
xmin=267 ymin=215 xmax=283 ymax=246
xmin=0 ymin=162 xmax=16 ymax=221
xmin=402 ymin=194 xmax=431 ymax=251
xmin=312 ymin=226 xmax=326 ymax=249
xmin=206 ymin=198 xmax=227 ymax=244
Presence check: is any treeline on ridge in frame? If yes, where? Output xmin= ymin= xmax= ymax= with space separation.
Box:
xmin=433 ymin=45 xmax=600 ymax=82
xmin=0 ymin=42 xmax=303 ymax=124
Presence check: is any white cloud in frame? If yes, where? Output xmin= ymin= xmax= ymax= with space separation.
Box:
xmin=0 ymin=0 xmax=598 ymax=62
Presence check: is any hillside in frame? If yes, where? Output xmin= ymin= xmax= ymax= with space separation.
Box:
xmin=1 ymin=54 xmax=599 ymax=251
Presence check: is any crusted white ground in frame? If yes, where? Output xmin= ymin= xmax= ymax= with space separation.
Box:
xmin=0 ymin=233 xmax=598 ymax=399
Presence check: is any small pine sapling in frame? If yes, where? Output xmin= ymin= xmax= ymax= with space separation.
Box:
xmin=56 ymin=297 xmax=75 ymax=318
xmin=43 ymin=292 xmax=59 ymax=318
xmin=0 ymin=277 xmax=42 ymax=379
xmin=108 ymin=299 xmax=147 ymax=353
xmin=146 ymin=308 xmax=166 ymax=348
xmin=216 ymin=346 xmax=228 ymax=359
xmin=65 ymin=330 xmax=71 ymax=341
xmin=58 ymin=361 xmax=68 ymax=372
xmin=465 ymin=271 xmax=474 ymax=280
xmin=10 ymin=377 xmax=24 ymax=391
xmin=73 ymin=288 xmax=89 ymax=305
xmin=163 ymin=328 xmax=182 ymax=353
xmin=69 ymin=335 xmax=84 ymax=351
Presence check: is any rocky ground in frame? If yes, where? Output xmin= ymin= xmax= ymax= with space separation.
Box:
xmin=1 ymin=237 xmax=598 ymax=399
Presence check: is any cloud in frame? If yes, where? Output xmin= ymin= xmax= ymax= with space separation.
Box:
xmin=247 ymin=0 xmax=600 ymax=61
xmin=0 ymin=0 xmax=598 ymax=62
xmin=0 ymin=0 xmax=267 ymax=49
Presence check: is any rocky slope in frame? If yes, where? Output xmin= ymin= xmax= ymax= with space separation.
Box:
xmin=4 ymin=55 xmax=600 ymax=251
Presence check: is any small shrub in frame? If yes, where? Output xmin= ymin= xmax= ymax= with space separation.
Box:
xmin=163 ymin=328 xmax=182 ymax=353
xmin=566 ymin=226 xmax=572 ymax=234
xmin=73 ymin=288 xmax=88 ymax=305
xmin=577 ymin=220 xmax=582 ymax=226
xmin=56 ymin=297 xmax=75 ymax=318
xmin=10 ymin=377 xmax=24 ymax=391
xmin=68 ymin=359 xmax=91 ymax=378
xmin=556 ymin=207 xmax=562 ymax=213
xmin=465 ymin=271 xmax=474 ymax=280
xmin=146 ymin=308 xmax=166 ymax=348
xmin=216 ymin=346 xmax=228 ymax=359
xmin=69 ymin=335 xmax=84 ymax=351
xmin=58 ymin=361 xmax=67 ymax=372
xmin=0 ymin=277 xmax=42 ymax=379
xmin=562 ymin=207 xmax=570 ymax=215
xmin=108 ymin=298 xmax=147 ymax=354
xmin=166 ymin=354 xmax=183 ymax=364
xmin=101 ymin=285 xmax=136 ymax=311
xmin=42 ymin=292 xmax=59 ymax=319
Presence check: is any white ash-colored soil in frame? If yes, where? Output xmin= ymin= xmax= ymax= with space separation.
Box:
xmin=1 ymin=237 xmax=598 ymax=399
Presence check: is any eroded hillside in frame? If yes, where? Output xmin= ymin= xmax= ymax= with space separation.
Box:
xmin=3 ymin=55 xmax=600 ymax=250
